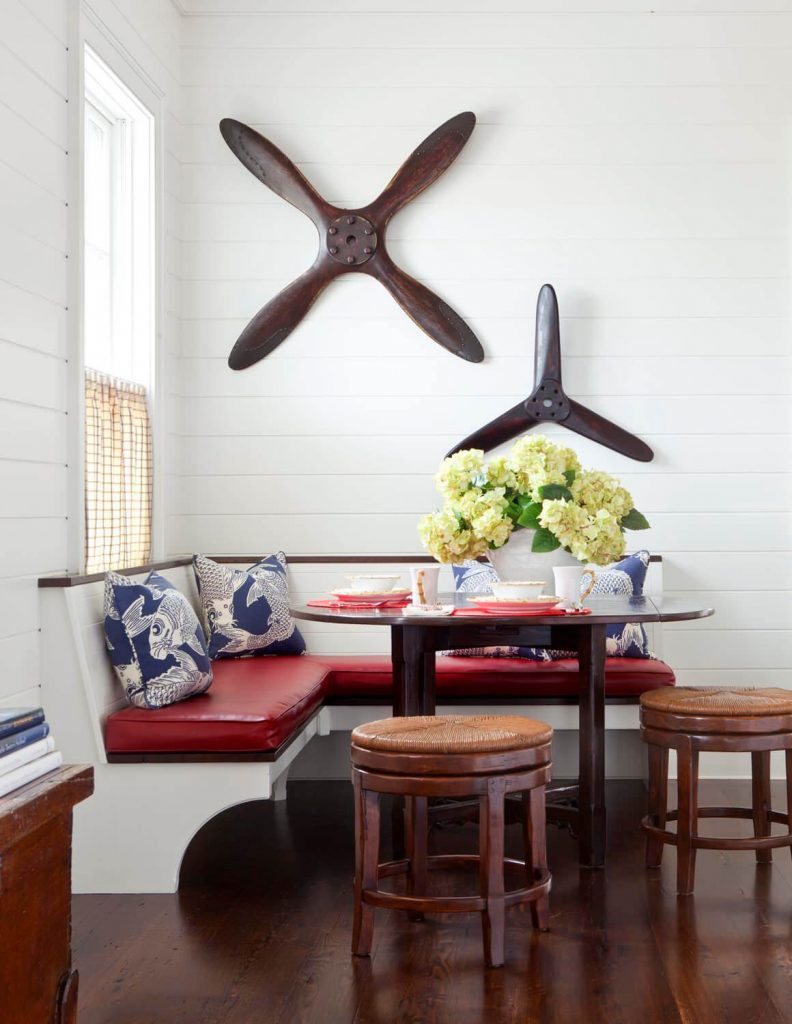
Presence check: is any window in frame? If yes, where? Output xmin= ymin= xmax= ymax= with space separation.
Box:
xmin=83 ymin=47 xmax=155 ymax=573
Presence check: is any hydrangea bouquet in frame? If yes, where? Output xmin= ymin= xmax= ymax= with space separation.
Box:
xmin=418 ymin=436 xmax=649 ymax=566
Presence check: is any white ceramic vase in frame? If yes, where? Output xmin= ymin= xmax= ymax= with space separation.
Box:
xmin=487 ymin=528 xmax=579 ymax=586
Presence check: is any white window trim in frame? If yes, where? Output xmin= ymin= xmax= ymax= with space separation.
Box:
xmin=68 ymin=5 xmax=167 ymax=570
xmin=84 ymin=47 xmax=155 ymax=389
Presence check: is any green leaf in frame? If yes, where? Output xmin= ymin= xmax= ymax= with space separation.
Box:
xmin=517 ymin=493 xmax=536 ymax=508
xmin=516 ymin=502 xmax=543 ymax=529
xmin=564 ymin=469 xmax=576 ymax=486
xmin=531 ymin=527 xmax=561 ymax=553
xmin=621 ymin=508 xmax=650 ymax=531
xmin=537 ymin=483 xmax=573 ymax=502
xmin=505 ymin=501 xmax=523 ymax=523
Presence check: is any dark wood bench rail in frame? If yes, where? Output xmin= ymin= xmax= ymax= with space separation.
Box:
xmin=38 ymin=554 xmax=662 ymax=588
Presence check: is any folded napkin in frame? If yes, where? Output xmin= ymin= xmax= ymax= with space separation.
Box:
xmin=403 ymin=604 xmax=455 ymax=616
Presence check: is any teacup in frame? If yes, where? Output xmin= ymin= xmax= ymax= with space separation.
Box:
xmin=410 ymin=566 xmax=440 ymax=607
xmin=345 ymin=574 xmax=401 ymax=594
xmin=553 ymin=565 xmax=596 ymax=609
xmin=491 ymin=580 xmax=546 ymax=600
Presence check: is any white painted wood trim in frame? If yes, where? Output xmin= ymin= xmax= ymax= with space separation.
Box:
xmin=63 ymin=587 xmax=110 ymax=765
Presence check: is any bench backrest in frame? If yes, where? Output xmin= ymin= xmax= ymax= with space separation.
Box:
xmin=39 ymin=554 xmax=663 ymax=763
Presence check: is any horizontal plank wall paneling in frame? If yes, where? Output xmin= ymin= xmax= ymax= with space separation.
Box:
xmin=173 ymin=3 xmax=792 ymax=700
xmin=0 ymin=0 xmax=72 ymax=706
xmin=0 ymin=0 xmax=181 ymax=708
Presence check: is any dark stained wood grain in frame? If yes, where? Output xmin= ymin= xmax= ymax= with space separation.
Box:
xmin=447 ymin=283 xmax=655 ymax=462
xmin=0 ymin=765 xmax=93 ymax=1024
xmin=301 ymin=598 xmax=710 ymax=871
xmin=676 ymin=740 xmax=699 ymax=895
xmin=290 ymin=594 xmax=709 ymax=629
xmin=576 ymin=621 xmax=608 ymax=869
xmin=641 ymin=702 xmax=792 ymax=895
xmin=351 ymin=737 xmax=551 ymax=969
xmin=220 ymin=113 xmax=484 ymax=367
xmin=36 ymin=553 xmax=665 ymax=588
xmin=752 ymin=750 xmax=773 ymax=864
xmin=292 ymin=597 xmax=712 ymax=870
xmin=72 ymin=779 xmax=792 ymax=1024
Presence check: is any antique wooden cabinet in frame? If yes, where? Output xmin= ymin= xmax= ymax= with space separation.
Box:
xmin=0 ymin=765 xmax=94 ymax=1024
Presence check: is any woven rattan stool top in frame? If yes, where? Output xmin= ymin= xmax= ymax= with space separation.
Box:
xmin=352 ymin=714 xmax=553 ymax=755
xmin=640 ymin=687 xmax=792 ymax=718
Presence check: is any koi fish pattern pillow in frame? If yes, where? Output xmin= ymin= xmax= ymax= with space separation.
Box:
xmin=104 ymin=571 xmax=213 ymax=709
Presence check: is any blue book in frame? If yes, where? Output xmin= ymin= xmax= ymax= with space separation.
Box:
xmin=0 ymin=708 xmax=45 ymax=742
xmin=0 ymin=723 xmax=50 ymax=758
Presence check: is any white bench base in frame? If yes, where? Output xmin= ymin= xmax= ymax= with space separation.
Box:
xmin=71 ymin=716 xmax=320 ymax=894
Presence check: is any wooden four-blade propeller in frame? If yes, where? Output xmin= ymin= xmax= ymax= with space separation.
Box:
xmin=219 ymin=112 xmax=484 ymax=370
xmin=447 ymin=284 xmax=654 ymax=462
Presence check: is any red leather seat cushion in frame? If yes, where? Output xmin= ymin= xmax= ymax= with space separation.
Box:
xmin=319 ymin=655 xmax=675 ymax=699
xmin=104 ymin=657 xmax=330 ymax=754
xmin=104 ymin=654 xmax=675 ymax=755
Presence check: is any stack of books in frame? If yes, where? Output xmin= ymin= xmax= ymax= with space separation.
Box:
xmin=0 ymin=708 xmax=62 ymax=798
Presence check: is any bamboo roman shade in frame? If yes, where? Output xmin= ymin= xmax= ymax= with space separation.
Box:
xmin=84 ymin=368 xmax=153 ymax=574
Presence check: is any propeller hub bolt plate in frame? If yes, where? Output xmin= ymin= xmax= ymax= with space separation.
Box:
xmin=528 ymin=381 xmax=570 ymax=421
xmin=326 ymin=215 xmax=377 ymax=265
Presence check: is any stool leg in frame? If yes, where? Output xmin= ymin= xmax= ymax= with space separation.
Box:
xmin=523 ymin=786 xmax=550 ymax=932
xmin=646 ymin=744 xmax=669 ymax=868
xmin=676 ymin=742 xmax=699 ymax=896
xmin=390 ymin=796 xmax=405 ymax=861
xmin=751 ymin=751 xmax=773 ymax=864
xmin=479 ymin=779 xmax=506 ymax=968
xmin=405 ymin=795 xmax=428 ymax=920
xmin=352 ymin=775 xmax=380 ymax=957
xmin=786 ymin=750 xmax=792 ymax=866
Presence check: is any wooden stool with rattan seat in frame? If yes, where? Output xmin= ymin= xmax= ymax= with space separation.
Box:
xmin=350 ymin=714 xmax=552 ymax=968
xmin=640 ymin=687 xmax=792 ymax=895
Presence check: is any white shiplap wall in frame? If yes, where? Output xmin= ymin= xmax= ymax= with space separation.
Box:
xmin=173 ymin=3 xmax=792 ymax=689
xmin=0 ymin=0 xmax=73 ymax=710
xmin=0 ymin=0 xmax=181 ymax=709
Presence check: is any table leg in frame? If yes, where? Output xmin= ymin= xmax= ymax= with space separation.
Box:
xmin=390 ymin=625 xmax=434 ymax=717
xmin=389 ymin=625 xmax=435 ymax=859
xmin=421 ymin=649 xmax=436 ymax=716
xmin=577 ymin=623 xmax=607 ymax=868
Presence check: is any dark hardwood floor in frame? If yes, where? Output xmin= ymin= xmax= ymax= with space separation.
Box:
xmin=73 ymin=779 xmax=792 ymax=1024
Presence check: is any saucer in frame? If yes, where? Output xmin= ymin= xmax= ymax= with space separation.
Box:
xmin=468 ymin=595 xmax=561 ymax=613
xmin=330 ymin=588 xmax=411 ymax=605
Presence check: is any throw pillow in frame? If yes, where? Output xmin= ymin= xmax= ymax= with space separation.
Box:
xmin=193 ymin=553 xmax=306 ymax=659
xmin=448 ymin=550 xmax=653 ymax=660
xmin=104 ymin=571 xmax=213 ymax=709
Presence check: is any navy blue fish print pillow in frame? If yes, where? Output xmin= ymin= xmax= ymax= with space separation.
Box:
xmin=193 ymin=553 xmax=306 ymax=660
xmin=104 ymin=571 xmax=213 ymax=709
xmin=449 ymin=551 xmax=653 ymax=660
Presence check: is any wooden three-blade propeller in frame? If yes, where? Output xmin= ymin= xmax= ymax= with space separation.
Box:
xmin=219 ymin=112 xmax=484 ymax=370
xmin=447 ymin=284 xmax=654 ymax=462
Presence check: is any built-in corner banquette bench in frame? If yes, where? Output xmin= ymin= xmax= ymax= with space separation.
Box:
xmin=38 ymin=555 xmax=673 ymax=894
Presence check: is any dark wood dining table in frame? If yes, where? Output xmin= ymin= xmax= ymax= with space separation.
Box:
xmin=291 ymin=594 xmax=714 ymax=868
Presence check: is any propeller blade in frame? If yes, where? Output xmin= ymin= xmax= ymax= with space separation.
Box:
xmin=367 ymin=112 xmax=476 ymax=225
xmin=534 ymin=283 xmax=563 ymax=384
xmin=368 ymin=252 xmax=484 ymax=363
xmin=228 ymin=261 xmax=339 ymax=370
xmin=219 ymin=119 xmax=331 ymax=225
xmin=565 ymin=400 xmax=654 ymax=462
xmin=446 ymin=402 xmax=539 ymax=457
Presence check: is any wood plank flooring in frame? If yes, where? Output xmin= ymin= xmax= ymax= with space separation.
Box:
xmin=72 ymin=779 xmax=792 ymax=1024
